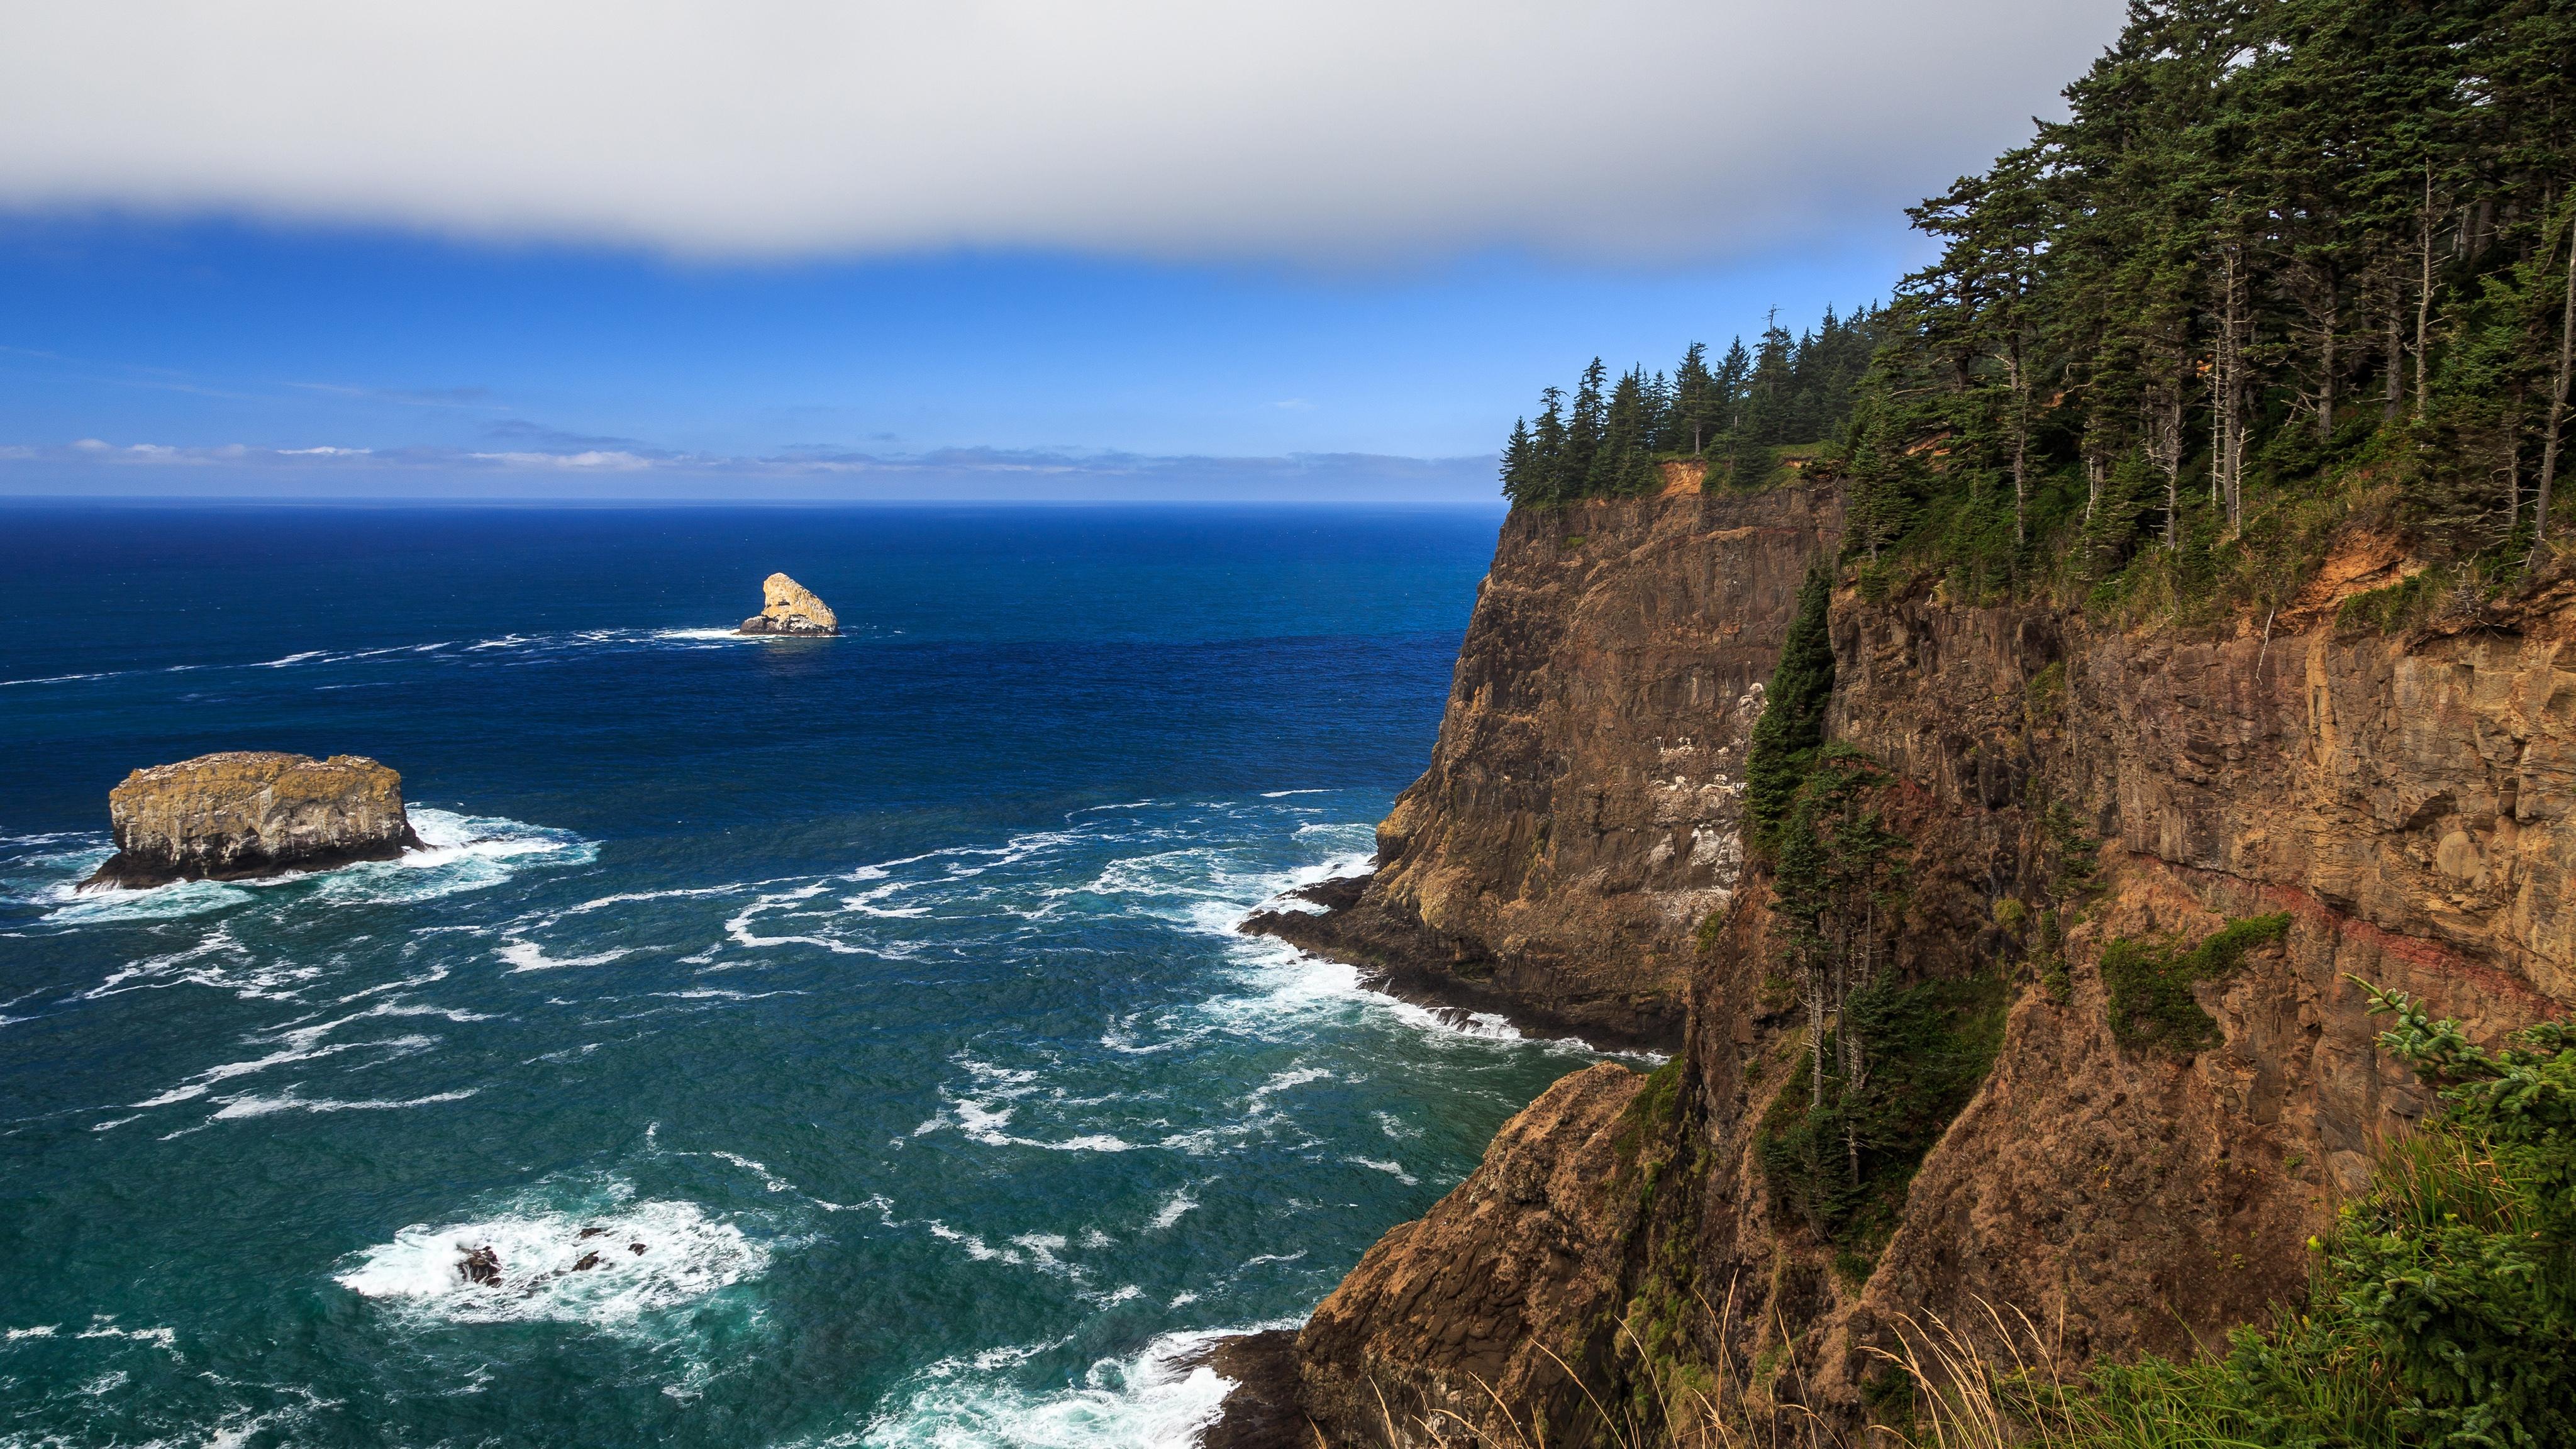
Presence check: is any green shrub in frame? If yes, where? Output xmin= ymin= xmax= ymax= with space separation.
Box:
xmin=2101 ymin=914 xmax=2292 ymax=1057
xmin=2057 ymin=986 xmax=2576 ymax=1449
xmin=1756 ymin=970 xmax=2007 ymax=1266
xmin=2337 ymin=569 xmax=2445 ymax=635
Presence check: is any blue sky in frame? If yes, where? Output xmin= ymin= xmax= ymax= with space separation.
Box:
xmin=0 ymin=2 xmax=2124 ymax=501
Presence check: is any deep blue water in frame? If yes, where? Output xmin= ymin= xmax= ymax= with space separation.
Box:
xmin=0 ymin=503 xmax=1604 ymax=1448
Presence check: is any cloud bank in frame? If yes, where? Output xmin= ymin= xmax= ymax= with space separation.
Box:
xmin=0 ymin=439 xmax=1500 ymax=502
xmin=0 ymin=1 xmax=2121 ymax=262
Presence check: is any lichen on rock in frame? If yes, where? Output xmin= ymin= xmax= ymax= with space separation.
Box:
xmin=736 ymin=572 xmax=839 ymax=636
xmin=82 ymin=750 xmax=423 ymax=889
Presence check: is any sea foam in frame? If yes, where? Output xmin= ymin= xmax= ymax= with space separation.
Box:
xmin=335 ymin=1190 xmax=769 ymax=1328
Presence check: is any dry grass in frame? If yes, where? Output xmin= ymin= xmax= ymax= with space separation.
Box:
xmin=1340 ymin=1294 xmax=2267 ymax=1449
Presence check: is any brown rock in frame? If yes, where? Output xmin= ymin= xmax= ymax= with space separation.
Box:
xmin=1190 ymin=1330 xmax=1307 ymax=1449
xmin=1226 ymin=493 xmax=2576 ymax=1440
xmin=1245 ymin=486 xmax=1840 ymax=1051
xmin=1293 ymin=1062 xmax=1648 ymax=1445
xmin=736 ymin=572 xmax=840 ymax=636
xmin=82 ymin=751 xmax=422 ymax=890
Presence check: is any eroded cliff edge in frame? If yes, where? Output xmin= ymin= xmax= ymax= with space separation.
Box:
xmin=1246 ymin=484 xmax=1842 ymax=1051
xmin=1220 ymin=489 xmax=2576 ymax=1445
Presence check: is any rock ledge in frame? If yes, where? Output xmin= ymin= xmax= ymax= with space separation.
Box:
xmin=82 ymin=751 xmax=423 ymax=889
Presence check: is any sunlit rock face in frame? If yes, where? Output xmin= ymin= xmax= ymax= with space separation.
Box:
xmin=83 ymin=750 xmax=422 ymax=889
xmin=737 ymin=572 xmax=839 ymax=636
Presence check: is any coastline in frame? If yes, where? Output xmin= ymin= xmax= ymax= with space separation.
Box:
xmin=1240 ymin=872 xmax=1684 ymax=1057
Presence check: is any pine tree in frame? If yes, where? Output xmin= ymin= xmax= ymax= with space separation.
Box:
xmin=1745 ymin=564 xmax=1836 ymax=854
xmin=1499 ymin=417 xmax=1535 ymax=504
xmin=1675 ymin=341 xmax=1715 ymax=455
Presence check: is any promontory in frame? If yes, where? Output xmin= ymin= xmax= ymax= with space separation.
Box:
xmin=736 ymin=573 xmax=838 ymax=636
xmin=81 ymin=751 xmax=423 ymax=890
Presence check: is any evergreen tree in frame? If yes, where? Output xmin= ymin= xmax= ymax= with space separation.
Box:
xmin=1674 ymin=341 xmax=1716 ymax=455
xmin=1499 ymin=416 xmax=1535 ymax=504
xmin=1745 ymin=564 xmax=1836 ymax=853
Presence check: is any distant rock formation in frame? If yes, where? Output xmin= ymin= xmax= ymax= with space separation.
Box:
xmin=81 ymin=751 xmax=423 ymax=890
xmin=737 ymin=573 xmax=839 ymax=635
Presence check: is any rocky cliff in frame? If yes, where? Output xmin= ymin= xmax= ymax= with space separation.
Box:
xmin=738 ymin=572 xmax=839 ymax=636
xmin=1219 ymin=487 xmax=2576 ymax=1445
xmin=84 ymin=751 xmax=422 ymax=889
xmin=1248 ymin=486 xmax=1841 ymax=1051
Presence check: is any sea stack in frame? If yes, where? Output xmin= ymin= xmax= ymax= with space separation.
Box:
xmin=81 ymin=751 xmax=423 ymax=890
xmin=736 ymin=573 xmax=838 ymax=636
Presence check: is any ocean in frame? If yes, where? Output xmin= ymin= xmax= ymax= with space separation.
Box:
xmin=0 ymin=502 xmax=1610 ymax=1449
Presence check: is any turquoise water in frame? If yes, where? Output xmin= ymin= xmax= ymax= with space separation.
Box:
xmin=0 ymin=504 xmax=1606 ymax=1448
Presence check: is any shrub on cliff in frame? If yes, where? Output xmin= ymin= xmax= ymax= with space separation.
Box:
xmin=1967 ymin=983 xmax=2576 ymax=1449
xmin=2100 ymin=913 xmax=2293 ymax=1057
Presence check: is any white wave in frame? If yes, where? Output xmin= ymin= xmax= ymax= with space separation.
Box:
xmin=497 ymin=938 xmax=635 ymax=972
xmin=42 ymin=874 xmax=253 ymax=926
xmin=335 ymin=1190 xmax=769 ymax=1328
xmin=123 ymin=998 xmax=482 ymax=1113
xmin=77 ymin=926 xmax=319 ymax=1002
xmin=131 ymin=1032 xmax=438 ymax=1109
xmin=1146 ymin=1187 xmax=1197 ymax=1231
xmin=855 ymin=1325 xmax=1289 ymax=1449
xmin=309 ymin=809 xmax=594 ymax=906
xmin=203 ymin=1087 xmax=479 ymax=1121
xmin=1346 ymin=1157 xmax=1421 ymax=1185
xmin=30 ymin=808 xmax=588 ymax=926
xmin=1242 ymin=1066 xmax=1330 ymax=1113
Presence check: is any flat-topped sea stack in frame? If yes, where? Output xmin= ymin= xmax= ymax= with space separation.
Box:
xmin=82 ymin=751 xmax=423 ymax=890
xmin=737 ymin=572 xmax=838 ymax=636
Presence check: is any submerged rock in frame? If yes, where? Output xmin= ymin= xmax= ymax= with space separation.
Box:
xmin=81 ymin=751 xmax=424 ymax=890
xmin=460 ymin=1245 xmax=502 ymax=1287
xmin=737 ymin=572 xmax=839 ymax=636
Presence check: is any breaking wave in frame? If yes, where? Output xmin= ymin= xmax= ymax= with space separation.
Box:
xmin=335 ymin=1184 xmax=772 ymax=1329
xmin=854 ymin=1325 xmax=1285 ymax=1449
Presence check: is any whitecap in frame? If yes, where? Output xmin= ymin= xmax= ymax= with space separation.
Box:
xmin=1146 ymin=1187 xmax=1197 ymax=1231
xmin=854 ymin=1324 xmax=1291 ymax=1449
xmin=335 ymin=1191 xmax=769 ymax=1328
xmin=30 ymin=808 xmax=589 ymax=926
xmin=1346 ymin=1157 xmax=1421 ymax=1186
xmin=497 ymin=939 xmax=635 ymax=972
xmin=203 ymin=1087 xmax=479 ymax=1121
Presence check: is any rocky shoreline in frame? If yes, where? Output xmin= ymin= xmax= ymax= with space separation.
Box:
xmin=1240 ymin=874 xmax=1679 ymax=1055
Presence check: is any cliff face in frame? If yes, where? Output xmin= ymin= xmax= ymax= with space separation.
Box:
xmin=1250 ymin=486 xmax=1841 ymax=1050
xmin=84 ymin=751 xmax=421 ymax=889
xmin=1234 ymin=493 xmax=2576 ymax=1444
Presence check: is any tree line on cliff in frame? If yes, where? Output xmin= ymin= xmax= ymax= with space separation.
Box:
xmin=1497 ymin=306 xmax=1878 ymax=506
xmin=1508 ymin=0 xmax=2576 ymax=617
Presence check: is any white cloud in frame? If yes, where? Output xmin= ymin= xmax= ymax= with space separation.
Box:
xmin=0 ymin=438 xmax=1501 ymax=500
xmin=469 ymin=450 xmax=655 ymax=470
xmin=0 ymin=1 xmax=2121 ymax=262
